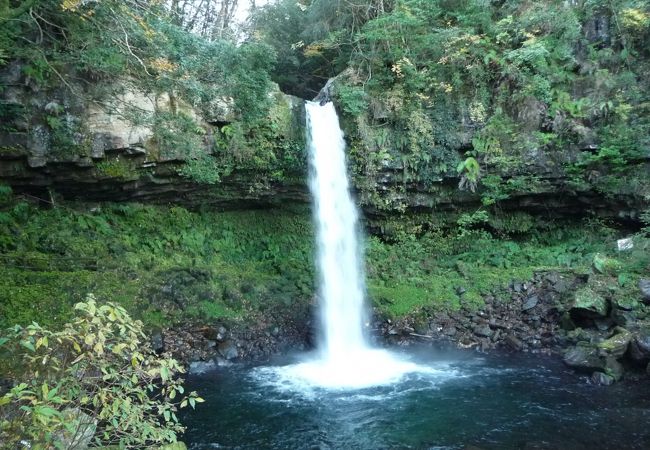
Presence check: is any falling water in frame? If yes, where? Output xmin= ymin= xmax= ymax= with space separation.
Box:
xmin=259 ymin=101 xmax=430 ymax=390
xmin=306 ymin=101 xmax=368 ymax=357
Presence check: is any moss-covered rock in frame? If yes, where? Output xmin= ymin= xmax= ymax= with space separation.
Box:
xmin=597 ymin=328 xmax=633 ymax=357
xmin=571 ymin=287 xmax=609 ymax=319
xmin=593 ymin=253 xmax=622 ymax=275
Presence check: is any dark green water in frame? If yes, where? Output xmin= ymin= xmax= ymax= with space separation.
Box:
xmin=180 ymin=348 xmax=650 ymax=449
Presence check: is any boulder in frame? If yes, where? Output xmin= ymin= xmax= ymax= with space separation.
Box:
xmin=218 ymin=340 xmax=239 ymax=360
xmin=597 ymin=327 xmax=632 ymax=357
xmin=640 ymin=279 xmax=650 ymax=304
xmin=613 ymin=296 xmax=639 ymax=311
xmin=628 ymin=329 xmax=650 ymax=362
xmin=522 ymin=295 xmax=539 ymax=311
xmin=611 ymin=307 xmax=636 ymax=328
xmin=592 ymin=253 xmax=621 ymax=275
xmin=473 ymin=325 xmax=493 ymax=338
xmin=570 ymin=287 xmax=609 ymax=319
xmin=563 ymin=344 xmax=605 ymax=372
xmin=591 ymin=371 xmax=614 ymax=386
xmin=604 ymin=357 xmax=624 ymax=381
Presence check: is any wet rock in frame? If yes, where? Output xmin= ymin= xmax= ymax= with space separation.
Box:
xmin=604 ymin=357 xmax=624 ymax=381
xmin=216 ymin=356 xmax=233 ymax=367
xmin=559 ymin=313 xmax=576 ymax=331
xmin=594 ymin=318 xmax=613 ymax=331
xmin=597 ymin=328 xmax=632 ymax=357
xmin=591 ymin=371 xmax=614 ymax=386
xmin=611 ymin=308 xmax=636 ymax=328
xmin=473 ymin=325 xmax=493 ymax=338
xmin=218 ymin=340 xmax=239 ymax=360
xmin=443 ymin=326 xmax=457 ymax=336
xmin=570 ymin=287 xmax=609 ymax=319
xmin=189 ymin=360 xmax=217 ymax=375
xmin=505 ymin=335 xmax=524 ymax=351
xmin=629 ymin=329 xmax=650 ymax=362
xmin=563 ymin=344 xmax=605 ymax=372
xmin=639 ymin=279 xmax=650 ymax=303
xmin=522 ymin=295 xmax=539 ymax=311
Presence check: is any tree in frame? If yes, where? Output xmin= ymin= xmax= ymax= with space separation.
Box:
xmin=167 ymin=0 xmax=242 ymax=40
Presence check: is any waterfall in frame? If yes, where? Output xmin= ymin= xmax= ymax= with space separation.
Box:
xmin=306 ymin=101 xmax=368 ymax=359
xmin=268 ymin=101 xmax=427 ymax=390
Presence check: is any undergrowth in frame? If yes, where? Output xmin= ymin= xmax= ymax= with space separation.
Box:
xmin=0 ymin=188 xmax=646 ymax=328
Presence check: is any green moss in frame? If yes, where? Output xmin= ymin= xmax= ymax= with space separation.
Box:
xmin=573 ymin=287 xmax=608 ymax=317
xmin=95 ymin=158 xmax=139 ymax=179
xmin=369 ymin=282 xmax=457 ymax=318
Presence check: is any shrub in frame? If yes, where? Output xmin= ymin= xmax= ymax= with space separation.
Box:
xmin=0 ymin=296 xmax=202 ymax=449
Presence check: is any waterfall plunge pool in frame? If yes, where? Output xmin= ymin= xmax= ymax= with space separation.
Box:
xmin=179 ymin=347 xmax=650 ymax=449
xmin=179 ymin=101 xmax=649 ymax=449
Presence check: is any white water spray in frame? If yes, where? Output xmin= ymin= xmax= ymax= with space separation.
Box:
xmin=265 ymin=101 xmax=430 ymax=390
xmin=307 ymin=101 xmax=368 ymax=357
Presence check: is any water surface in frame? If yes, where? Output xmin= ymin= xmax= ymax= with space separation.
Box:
xmin=181 ymin=349 xmax=650 ymax=449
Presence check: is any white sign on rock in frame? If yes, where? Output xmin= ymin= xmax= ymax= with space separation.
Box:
xmin=617 ymin=238 xmax=634 ymax=251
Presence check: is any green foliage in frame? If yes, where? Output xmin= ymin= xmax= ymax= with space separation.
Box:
xmin=364 ymin=215 xmax=644 ymax=319
xmin=96 ymin=158 xmax=139 ymax=179
xmin=1 ymin=0 xmax=289 ymax=185
xmin=0 ymin=197 xmax=315 ymax=331
xmin=0 ymin=296 xmax=202 ymax=448
xmin=153 ymin=112 xmax=206 ymax=161
xmin=256 ymin=0 xmax=650 ymax=210
xmin=456 ymin=157 xmax=481 ymax=192
xmin=334 ymin=84 xmax=368 ymax=116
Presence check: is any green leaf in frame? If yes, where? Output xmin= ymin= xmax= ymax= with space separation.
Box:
xmin=34 ymin=406 xmax=60 ymax=417
xmin=20 ymin=340 xmax=35 ymax=352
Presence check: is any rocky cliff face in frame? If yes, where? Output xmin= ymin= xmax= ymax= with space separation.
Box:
xmin=1 ymin=62 xmax=648 ymax=225
xmin=0 ymin=63 xmax=308 ymax=208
